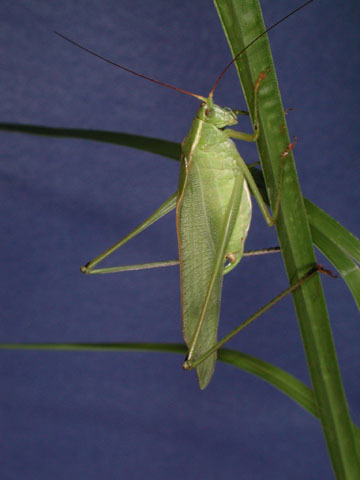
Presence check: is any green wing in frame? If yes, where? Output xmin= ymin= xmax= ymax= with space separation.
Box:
xmin=177 ymin=159 xmax=222 ymax=388
xmin=177 ymin=146 xmax=250 ymax=389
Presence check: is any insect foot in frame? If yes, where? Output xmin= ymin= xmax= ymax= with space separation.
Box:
xmin=182 ymin=359 xmax=192 ymax=371
xmin=254 ymin=67 xmax=270 ymax=92
xmin=281 ymin=136 xmax=298 ymax=159
xmin=314 ymin=263 xmax=338 ymax=279
xmin=80 ymin=264 xmax=90 ymax=274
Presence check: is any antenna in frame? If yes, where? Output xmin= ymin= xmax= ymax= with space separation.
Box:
xmin=209 ymin=0 xmax=313 ymax=96
xmin=54 ymin=31 xmax=204 ymax=101
xmin=55 ymin=1 xmax=313 ymax=101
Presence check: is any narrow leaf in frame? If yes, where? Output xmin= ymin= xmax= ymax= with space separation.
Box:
xmin=1 ymin=341 xmax=359 ymax=451
xmin=0 ymin=123 xmax=180 ymax=160
xmin=213 ymin=0 xmax=360 ymax=476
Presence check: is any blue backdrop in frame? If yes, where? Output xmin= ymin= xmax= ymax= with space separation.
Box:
xmin=1 ymin=1 xmax=359 ymax=478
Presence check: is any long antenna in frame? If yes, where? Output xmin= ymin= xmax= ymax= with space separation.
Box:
xmin=54 ymin=31 xmax=204 ymax=101
xmin=55 ymin=1 xmax=313 ymax=102
xmin=209 ymin=0 xmax=313 ymax=96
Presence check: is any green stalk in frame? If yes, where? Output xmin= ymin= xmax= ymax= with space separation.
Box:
xmin=213 ymin=0 xmax=359 ymax=477
xmin=2 ymin=341 xmax=359 ymax=453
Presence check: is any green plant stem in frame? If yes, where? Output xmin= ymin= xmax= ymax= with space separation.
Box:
xmin=213 ymin=0 xmax=360 ymax=477
xmin=1 ymin=341 xmax=359 ymax=453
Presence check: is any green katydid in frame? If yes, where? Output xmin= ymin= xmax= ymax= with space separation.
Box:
xmin=56 ymin=1 xmax=326 ymax=390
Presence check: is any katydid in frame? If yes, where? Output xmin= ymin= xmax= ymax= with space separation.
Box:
xmin=56 ymin=1 xmax=319 ymax=389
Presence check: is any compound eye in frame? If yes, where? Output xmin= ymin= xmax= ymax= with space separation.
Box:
xmin=205 ymin=108 xmax=212 ymax=117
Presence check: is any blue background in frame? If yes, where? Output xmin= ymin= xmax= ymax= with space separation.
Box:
xmin=1 ymin=1 xmax=359 ymax=478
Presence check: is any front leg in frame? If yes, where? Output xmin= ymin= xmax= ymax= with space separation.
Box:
xmin=227 ymin=69 xmax=269 ymax=143
xmin=226 ymin=70 xmax=292 ymax=226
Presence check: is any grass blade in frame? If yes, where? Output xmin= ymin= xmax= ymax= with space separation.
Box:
xmin=1 ymin=341 xmax=359 ymax=451
xmin=213 ymin=0 xmax=360 ymax=476
xmin=306 ymin=199 xmax=360 ymax=309
xmin=0 ymin=123 xmax=180 ymax=160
